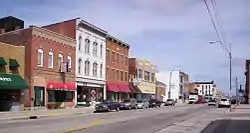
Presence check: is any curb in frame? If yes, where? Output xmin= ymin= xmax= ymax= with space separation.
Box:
xmin=224 ymin=104 xmax=237 ymax=114
xmin=0 ymin=110 xmax=93 ymax=121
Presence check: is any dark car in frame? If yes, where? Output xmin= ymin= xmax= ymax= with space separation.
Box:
xmin=94 ymin=100 xmax=120 ymax=112
xmin=120 ymin=98 xmax=137 ymax=110
xmin=149 ymin=99 xmax=161 ymax=108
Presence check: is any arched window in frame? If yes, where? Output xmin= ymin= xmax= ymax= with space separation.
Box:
xmin=78 ymin=59 xmax=82 ymax=74
xmin=58 ymin=54 xmax=63 ymax=70
xmin=85 ymin=39 xmax=90 ymax=53
xmin=93 ymin=42 xmax=98 ymax=56
xmin=37 ymin=49 xmax=44 ymax=67
xmin=84 ymin=60 xmax=90 ymax=75
xmin=100 ymin=64 xmax=103 ymax=77
xmin=48 ymin=51 xmax=54 ymax=68
xmin=100 ymin=44 xmax=103 ymax=58
xmin=78 ymin=36 xmax=82 ymax=50
xmin=67 ymin=56 xmax=72 ymax=69
xmin=93 ymin=62 xmax=98 ymax=77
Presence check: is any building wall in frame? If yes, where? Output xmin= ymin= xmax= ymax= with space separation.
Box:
xmin=135 ymin=59 xmax=157 ymax=94
xmin=192 ymin=82 xmax=216 ymax=98
xmin=245 ymin=60 xmax=250 ymax=103
xmin=106 ymin=36 xmax=129 ymax=84
xmin=0 ymin=42 xmax=25 ymax=77
xmin=155 ymin=81 xmax=166 ymax=101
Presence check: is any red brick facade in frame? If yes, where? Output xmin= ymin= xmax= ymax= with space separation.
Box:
xmin=0 ymin=26 xmax=76 ymax=108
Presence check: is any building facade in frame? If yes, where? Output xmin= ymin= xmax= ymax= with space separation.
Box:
xmin=43 ymin=18 xmax=107 ymax=106
xmin=155 ymin=81 xmax=166 ymax=102
xmin=0 ymin=26 xmax=76 ymax=109
xmin=106 ymin=35 xmax=130 ymax=102
xmin=0 ymin=42 xmax=28 ymax=111
xmin=191 ymin=81 xmax=217 ymax=100
xmin=0 ymin=16 xmax=24 ymax=34
xmin=129 ymin=58 xmax=157 ymax=101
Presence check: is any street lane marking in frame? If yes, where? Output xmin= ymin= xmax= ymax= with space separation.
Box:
xmin=52 ymin=119 xmax=103 ymax=133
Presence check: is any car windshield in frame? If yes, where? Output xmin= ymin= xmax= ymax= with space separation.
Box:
xmin=137 ymin=100 xmax=142 ymax=103
xmin=167 ymin=99 xmax=173 ymax=101
xmin=209 ymin=100 xmax=215 ymax=102
xmin=122 ymin=99 xmax=130 ymax=103
xmin=221 ymin=99 xmax=228 ymax=101
xmin=189 ymin=98 xmax=195 ymax=100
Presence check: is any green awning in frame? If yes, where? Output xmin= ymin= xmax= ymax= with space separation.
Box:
xmin=9 ymin=59 xmax=20 ymax=67
xmin=0 ymin=74 xmax=28 ymax=90
xmin=0 ymin=57 xmax=7 ymax=66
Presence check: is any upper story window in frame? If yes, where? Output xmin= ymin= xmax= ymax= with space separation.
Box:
xmin=93 ymin=42 xmax=98 ymax=56
xmin=116 ymin=53 xmax=119 ymax=63
xmin=151 ymin=73 xmax=155 ymax=82
xmin=120 ymin=71 xmax=123 ymax=81
xmin=106 ymin=67 xmax=109 ymax=80
xmin=67 ymin=56 xmax=72 ymax=69
xmin=106 ymin=49 xmax=110 ymax=62
xmin=125 ymin=57 xmax=128 ymax=66
xmin=58 ymin=54 xmax=63 ymax=70
xmin=85 ymin=39 xmax=90 ymax=53
xmin=100 ymin=44 xmax=103 ymax=58
xmin=116 ymin=70 xmax=119 ymax=80
xmin=138 ymin=69 xmax=142 ymax=79
xmin=121 ymin=55 xmax=124 ymax=65
xmin=93 ymin=62 xmax=98 ymax=77
xmin=84 ymin=60 xmax=90 ymax=76
xmin=78 ymin=59 xmax=82 ymax=74
xmin=37 ymin=49 xmax=44 ymax=67
xmin=78 ymin=36 xmax=82 ymax=50
xmin=144 ymin=71 xmax=150 ymax=81
xmin=111 ymin=69 xmax=115 ymax=80
xmin=111 ymin=51 xmax=115 ymax=62
xmin=48 ymin=51 xmax=54 ymax=69
xmin=100 ymin=64 xmax=103 ymax=78
xmin=125 ymin=72 xmax=128 ymax=81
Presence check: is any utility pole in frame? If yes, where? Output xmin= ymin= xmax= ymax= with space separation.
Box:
xmin=168 ymin=71 xmax=172 ymax=99
xmin=235 ymin=77 xmax=239 ymax=105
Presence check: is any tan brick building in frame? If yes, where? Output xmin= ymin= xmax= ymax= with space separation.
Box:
xmin=0 ymin=42 xmax=28 ymax=111
xmin=155 ymin=81 xmax=166 ymax=102
xmin=0 ymin=26 xmax=76 ymax=109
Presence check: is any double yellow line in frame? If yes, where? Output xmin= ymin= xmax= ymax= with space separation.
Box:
xmin=52 ymin=119 xmax=103 ymax=133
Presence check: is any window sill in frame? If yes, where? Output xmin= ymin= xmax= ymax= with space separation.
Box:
xmin=37 ymin=65 xmax=43 ymax=67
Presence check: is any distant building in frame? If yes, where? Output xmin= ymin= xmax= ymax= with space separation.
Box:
xmin=155 ymin=81 xmax=166 ymax=102
xmin=191 ymin=81 xmax=217 ymax=99
xmin=245 ymin=60 xmax=250 ymax=103
xmin=0 ymin=16 xmax=24 ymax=34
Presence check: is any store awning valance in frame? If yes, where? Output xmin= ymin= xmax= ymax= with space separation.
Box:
xmin=106 ymin=82 xmax=119 ymax=92
xmin=46 ymin=82 xmax=76 ymax=91
xmin=118 ymin=84 xmax=131 ymax=93
xmin=0 ymin=57 xmax=7 ymax=66
xmin=0 ymin=74 xmax=28 ymax=90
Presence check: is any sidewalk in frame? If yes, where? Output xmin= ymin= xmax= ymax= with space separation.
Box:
xmin=0 ymin=107 xmax=94 ymax=121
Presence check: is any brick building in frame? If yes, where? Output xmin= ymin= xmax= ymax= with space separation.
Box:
xmin=106 ymin=35 xmax=130 ymax=101
xmin=43 ymin=18 xmax=107 ymax=106
xmin=0 ymin=42 xmax=28 ymax=111
xmin=155 ymin=81 xmax=166 ymax=102
xmin=245 ymin=60 xmax=250 ymax=103
xmin=0 ymin=26 xmax=76 ymax=109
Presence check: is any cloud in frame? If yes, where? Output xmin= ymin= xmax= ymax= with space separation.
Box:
xmin=0 ymin=0 xmax=249 ymax=93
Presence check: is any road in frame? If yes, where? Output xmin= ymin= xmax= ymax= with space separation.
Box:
xmin=0 ymin=104 xmax=226 ymax=133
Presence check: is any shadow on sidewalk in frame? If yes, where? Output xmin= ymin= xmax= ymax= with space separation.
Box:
xmin=200 ymin=119 xmax=250 ymax=133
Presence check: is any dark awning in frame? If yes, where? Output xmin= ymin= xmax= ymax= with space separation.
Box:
xmin=0 ymin=74 xmax=28 ymax=90
xmin=0 ymin=57 xmax=7 ymax=66
xmin=129 ymin=83 xmax=142 ymax=93
xmin=106 ymin=82 xmax=119 ymax=92
xmin=9 ymin=59 xmax=20 ymax=67
xmin=118 ymin=84 xmax=131 ymax=93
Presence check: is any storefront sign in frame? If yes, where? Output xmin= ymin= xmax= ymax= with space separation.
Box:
xmin=0 ymin=77 xmax=12 ymax=81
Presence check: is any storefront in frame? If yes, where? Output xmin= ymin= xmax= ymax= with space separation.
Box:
xmin=0 ymin=74 xmax=28 ymax=111
xmin=106 ymin=82 xmax=131 ymax=102
xmin=46 ymin=82 xmax=76 ymax=109
xmin=137 ymin=82 xmax=156 ymax=101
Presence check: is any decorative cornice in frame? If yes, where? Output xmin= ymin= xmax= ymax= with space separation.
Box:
xmin=30 ymin=25 xmax=76 ymax=47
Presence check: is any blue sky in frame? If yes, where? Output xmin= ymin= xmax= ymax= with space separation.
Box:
xmin=1 ymin=0 xmax=249 ymax=93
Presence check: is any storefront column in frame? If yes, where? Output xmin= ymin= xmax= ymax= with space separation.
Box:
xmin=103 ymin=85 xmax=106 ymax=100
xmin=74 ymin=90 xmax=77 ymax=107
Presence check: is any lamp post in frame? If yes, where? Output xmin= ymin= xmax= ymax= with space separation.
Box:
xmin=168 ymin=66 xmax=180 ymax=99
xmin=209 ymin=41 xmax=232 ymax=111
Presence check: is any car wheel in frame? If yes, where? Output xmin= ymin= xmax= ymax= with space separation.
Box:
xmin=135 ymin=106 xmax=138 ymax=110
xmin=128 ymin=106 xmax=132 ymax=110
xmin=107 ymin=107 xmax=111 ymax=112
xmin=116 ymin=107 xmax=120 ymax=112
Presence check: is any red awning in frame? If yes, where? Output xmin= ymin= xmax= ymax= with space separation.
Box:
xmin=106 ymin=82 xmax=119 ymax=92
xmin=118 ymin=84 xmax=131 ymax=93
xmin=46 ymin=82 xmax=76 ymax=91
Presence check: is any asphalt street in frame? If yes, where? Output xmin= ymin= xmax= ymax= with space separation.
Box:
xmin=0 ymin=104 xmax=222 ymax=133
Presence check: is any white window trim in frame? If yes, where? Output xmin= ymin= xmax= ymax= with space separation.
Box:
xmin=85 ymin=60 xmax=90 ymax=76
xmin=48 ymin=51 xmax=54 ymax=68
xmin=93 ymin=62 xmax=98 ymax=77
xmin=37 ymin=49 xmax=44 ymax=67
xmin=100 ymin=44 xmax=103 ymax=58
xmin=100 ymin=64 xmax=103 ymax=78
xmin=78 ymin=58 xmax=82 ymax=74
xmin=67 ymin=56 xmax=72 ymax=69
xmin=78 ymin=36 xmax=82 ymax=51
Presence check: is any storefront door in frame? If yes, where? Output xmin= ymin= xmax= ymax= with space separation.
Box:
xmin=34 ymin=86 xmax=45 ymax=107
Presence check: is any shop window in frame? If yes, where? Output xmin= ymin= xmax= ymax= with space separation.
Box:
xmin=85 ymin=39 xmax=90 ymax=53
xmin=37 ymin=49 xmax=43 ymax=67
xmin=65 ymin=91 xmax=74 ymax=102
xmin=48 ymin=51 xmax=54 ymax=69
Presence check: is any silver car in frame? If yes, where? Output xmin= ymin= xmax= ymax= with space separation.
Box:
xmin=137 ymin=99 xmax=149 ymax=109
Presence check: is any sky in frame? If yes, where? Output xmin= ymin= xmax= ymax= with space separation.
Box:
xmin=0 ymin=0 xmax=249 ymax=93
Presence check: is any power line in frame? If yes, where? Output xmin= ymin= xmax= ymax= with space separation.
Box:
xmin=203 ymin=0 xmax=229 ymax=54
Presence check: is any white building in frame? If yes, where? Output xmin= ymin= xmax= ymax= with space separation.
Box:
xmin=157 ymin=70 xmax=187 ymax=102
xmin=75 ymin=19 xmax=107 ymax=106
xmin=192 ymin=81 xmax=217 ymax=99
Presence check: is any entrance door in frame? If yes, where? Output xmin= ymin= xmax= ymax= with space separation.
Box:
xmin=34 ymin=86 xmax=45 ymax=107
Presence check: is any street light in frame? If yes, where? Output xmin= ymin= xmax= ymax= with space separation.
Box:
xmin=209 ymin=40 xmax=232 ymax=111
xmin=168 ymin=66 xmax=181 ymax=99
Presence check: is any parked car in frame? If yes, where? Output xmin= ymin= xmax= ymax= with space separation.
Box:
xmin=94 ymin=100 xmax=120 ymax=112
xmin=218 ymin=98 xmax=230 ymax=108
xmin=188 ymin=98 xmax=196 ymax=104
xmin=164 ymin=99 xmax=175 ymax=106
xmin=120 ymin=98 xmax=137 ymax=110
xmin=208 ymin=99 xmax=216 ymax=106
xmin=137 ymin=99 xmax=149 ymax=109
xmin=149 ymin=99 xmax=161 ymax=108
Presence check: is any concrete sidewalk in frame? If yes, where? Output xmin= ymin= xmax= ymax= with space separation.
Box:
xmin=0 ymin=107 xmax=94 ymax=121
